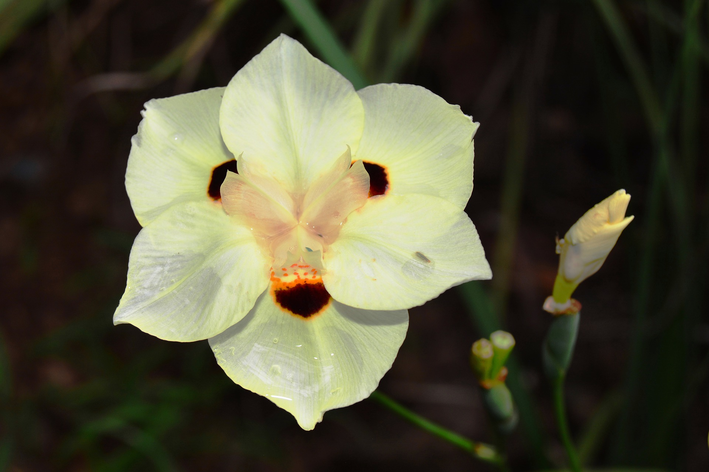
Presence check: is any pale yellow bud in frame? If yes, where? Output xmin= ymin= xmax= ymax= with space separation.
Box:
xmin=551 ymin=189 xmax=634 ymax=306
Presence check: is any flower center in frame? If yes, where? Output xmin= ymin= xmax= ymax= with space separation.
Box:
xmin=219 ymin=148 xmax=369 ymax=319
xmin=220 ymin=147 xmax=370 ymax=270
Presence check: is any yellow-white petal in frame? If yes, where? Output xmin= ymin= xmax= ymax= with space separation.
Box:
xmin=355 ymin=84 xmax=478 ymax=209
xmin=209 ymin=291 xmax=408 ymax=430
xmin=219 ymin=35 xmax=364 ymax=197
xmin=323 ymin=194 xmax=491 ymax=311
xmin=114 ymin=200 xmax=270 ymax=342
xmin=126 ymin=87 xmax=234 ymax=226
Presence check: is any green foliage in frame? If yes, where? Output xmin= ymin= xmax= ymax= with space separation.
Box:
xmin=0 ymin=0 xmax=65 ymax=57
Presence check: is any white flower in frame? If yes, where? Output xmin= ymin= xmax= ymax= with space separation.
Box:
xmin=114 ymin=35 xmax=491 ymax=429
xmin=549 ymin=189 xmax=634 ymax=309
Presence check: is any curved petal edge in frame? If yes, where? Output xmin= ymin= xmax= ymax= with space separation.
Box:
xmin=114 ymin=200 xmax=270 ymax=342
xmin=209 ymin=292 xmax=409 ymax=430
xmin=323 ymin=194 xmax=491 ymax=311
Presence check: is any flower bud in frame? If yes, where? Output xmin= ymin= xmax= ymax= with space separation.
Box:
xmin=471 ymin=332 xmax=519 ymax=435
xmin=551 ymin=189 xmax=634 ymax=307
xmin=489 ymin=330 xmax=515 ymax=380
xmin=470 ymin=338 xmax=494 ymax=383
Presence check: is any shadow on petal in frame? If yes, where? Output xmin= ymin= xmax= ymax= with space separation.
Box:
xmin=333 ymin=300 xmax=409 ymax=327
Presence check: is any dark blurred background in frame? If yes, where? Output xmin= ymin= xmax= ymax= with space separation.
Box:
xmin=0 ymin=0 xmax=707 ymax=470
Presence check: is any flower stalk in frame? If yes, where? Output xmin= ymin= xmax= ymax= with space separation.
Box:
xmin=369 ymin=391 xmax=502 ymax=465
xmin=542 ymin=312 xmax=580 ymax=380
xmin=542 ymin=189 xmax=632 ymax=471
xmin=552 ymin=373 xmax=582 ymax=472
xmin=543 ymin=310 xmax=582 ymax=472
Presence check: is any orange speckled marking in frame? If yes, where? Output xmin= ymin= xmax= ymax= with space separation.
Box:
xmin=270 ymin=264 xmax=331 ymax=319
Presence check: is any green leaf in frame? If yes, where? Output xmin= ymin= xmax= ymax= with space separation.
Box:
xmin=278 ymin=0 xmax=369 ymax=89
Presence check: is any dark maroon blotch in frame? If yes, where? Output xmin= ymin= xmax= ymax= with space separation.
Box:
xmin=363 ymin=162 xmax=389 ymax=197
xmin=208 ymin=159 xmax=237 ymax=201
xmin=274 ymin=282 xmax=331 ymax=318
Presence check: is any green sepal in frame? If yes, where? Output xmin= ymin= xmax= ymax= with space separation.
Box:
xmin=470 ymin=338 xmax=493 ymax=382
xmin=489 ymin=330 xmax=515 ymax=379
xmin=542 ymin=312 xmax=580 ymax=380
xmin=483 ymin=383 xmax=518 ymax=435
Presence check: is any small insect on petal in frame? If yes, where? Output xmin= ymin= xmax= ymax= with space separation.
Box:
xmin=414 ymin=251 xmax=431 ymax=263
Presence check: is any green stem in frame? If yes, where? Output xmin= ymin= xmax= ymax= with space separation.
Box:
xmin=494 ymin=433 xmax=510 ymax=472
xmin=491 ymin=84 xmax=529 ymax=317
xmin=352 ymin=0 xmax=388 ymax=75
xmin=150 ymin=0 xmax=245 ymax=82
xmin=278 ymin=0 xmax=369 ymax=89
xmin=380 ymin=0 xmax=448 ymax=83
xmin=553 ymin=376 xmax=582 ymax=472
xmin=592 ymin=0 xmax=662 ymax=134
xmin=369 ymin=390 xmax=503 ymax=466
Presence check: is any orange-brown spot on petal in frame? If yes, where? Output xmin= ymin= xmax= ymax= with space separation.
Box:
xmin=270 ymin=265 xmax=331 ymax=319
xmin=208 ymin=159 xmax=237 ymax=201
